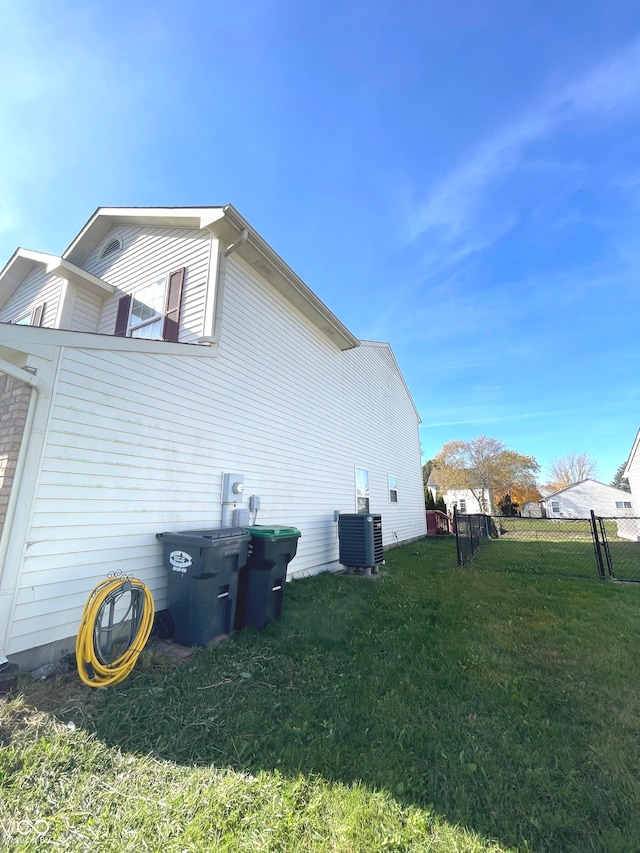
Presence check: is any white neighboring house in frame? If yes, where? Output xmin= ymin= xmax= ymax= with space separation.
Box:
xmin=0 ymin=205 xmax=427 ymax=668
xmin=540 ymin=479 xmax=634 ymax=519
xmin=623 ymin=427 xmax=640 ymax=509
xmin=427 ymin=470 xmax=493 ymax=515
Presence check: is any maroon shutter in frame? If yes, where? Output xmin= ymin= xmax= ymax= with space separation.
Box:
xmin=162 ymin=267 xmax=185 ymax=343
xmin=114 ymin=295 xmax=131 ymax=336
xmin=31 ymin=303 xmax=45 ymax=326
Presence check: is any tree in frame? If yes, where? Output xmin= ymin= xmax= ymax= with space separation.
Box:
xmin=546 ymin=452 xmax=597 ymax=490
xmin=497 ymin=493 xmax=519 ymax=516
xmin=433 ymin=435 xmax=540 ymax=514
xmin=423 ymin=459 xmax=436 ymax=506
xmin=611 ymin=462 xmax=631 ymax=493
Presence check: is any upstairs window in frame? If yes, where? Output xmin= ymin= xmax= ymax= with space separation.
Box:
xmin=388 ymin=475 xmax=398 ymax=503
xmin=129 ymin=278 xmax=166 ymax=339
xmin=13 ymin=303 xmax=45 ymax=327
xmin=114 ymin=268 xmax=184 ymax=342
xmin=355 ymin=467 xmax=370 ymax=514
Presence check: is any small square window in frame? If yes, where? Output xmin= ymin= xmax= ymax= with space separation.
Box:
xmin=389 ymin=476 xmax=398 ymax=503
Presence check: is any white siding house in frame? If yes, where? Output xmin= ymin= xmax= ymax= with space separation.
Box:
xmin=624 ymin=428 xmax=640 ymax=510
xmin=540 ymin=479 xmax=635 ymax=519
xmin=0 ymin=206 xmax=426 ymax=667
xmin=427 ymin=469 xmax=493 ymax=515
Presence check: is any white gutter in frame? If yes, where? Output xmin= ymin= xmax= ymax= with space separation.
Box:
xmin=0 ymin=359 xmax=51 ymax=665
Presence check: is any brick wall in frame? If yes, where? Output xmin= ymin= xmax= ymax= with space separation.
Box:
xmin=0 ymin=374 xmax=33 ymax=538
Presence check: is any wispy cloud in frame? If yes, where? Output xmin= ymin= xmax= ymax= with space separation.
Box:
xmin=410 ymin=38 xmax=640 ymax=247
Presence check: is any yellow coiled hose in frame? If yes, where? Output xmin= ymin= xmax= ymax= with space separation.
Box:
xmin=76 ymin=576 xmax=155 ymax=687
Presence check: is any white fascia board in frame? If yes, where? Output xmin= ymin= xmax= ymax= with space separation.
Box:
xmin=623 ymin=427 xmax=640 ymax=479
xmin=0 ymin=249 xmax=57 ymax=308
xmin=64 ymin=206 xmax=226 ymax=266
xmin=50 ymin=260 xmax=115 ymax=296
xmin=0 ymin=321 xmax=219 ymax=357
xmin=0 ymin=248 xmax=114 ymax=310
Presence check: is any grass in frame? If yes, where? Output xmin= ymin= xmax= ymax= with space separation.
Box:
xmin=2 ymin=537 xmax=640 ymax=852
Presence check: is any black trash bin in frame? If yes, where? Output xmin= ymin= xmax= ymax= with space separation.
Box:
xmin=156 ymin=527 xmax=250 ymax=646
xmin=235 ymin=525 xmax=301 ymax=631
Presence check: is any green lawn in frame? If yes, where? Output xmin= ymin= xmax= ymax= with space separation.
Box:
xmin=2 ymin=538 xmax=640 ymax=852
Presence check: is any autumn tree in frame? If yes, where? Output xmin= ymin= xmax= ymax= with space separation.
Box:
xmin=433 ymin=435 xmax=540 ymax=514
xmin=611 ymin=462 xmax=631 ymax=493
xmin=546 ymin=452 xmax=597 ymax=491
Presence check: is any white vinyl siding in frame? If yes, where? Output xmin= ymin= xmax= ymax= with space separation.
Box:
xmin=70 ymin=289 xmax=103 ymax=332
xmin=8 ymin=251 xmax=424 ymax=654
xmin=82 ymin=225 xmax=210 ymax=343
xmin=0 ymin=264 xmax=61 ymax=327
xmin=544 ymin=480 xmax=637 ymax=518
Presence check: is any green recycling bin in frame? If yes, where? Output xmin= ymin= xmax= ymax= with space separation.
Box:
xmin=235 ymin=525 xmax=301 ymax=631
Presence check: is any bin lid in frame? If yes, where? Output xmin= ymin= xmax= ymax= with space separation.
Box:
xmin=244 ymin=525 xmax=301 ymax=539
xmin=156 ymin=527 xmax=250 ymax=543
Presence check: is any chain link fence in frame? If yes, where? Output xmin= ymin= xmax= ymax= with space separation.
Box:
xmin=453 ymin=512 xmax=640 ymax=581
xmin=595 ymin=516 xmax=640 ymax=582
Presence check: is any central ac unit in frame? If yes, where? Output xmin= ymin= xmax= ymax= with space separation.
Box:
xmin=338 ymin=513 xmax=384 ymax=574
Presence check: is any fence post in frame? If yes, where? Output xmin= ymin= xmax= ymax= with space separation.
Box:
xmin=590 ymin=510 xmax=606 ymax=581
xmin=453 ymin=507 xmax=463 ymax=567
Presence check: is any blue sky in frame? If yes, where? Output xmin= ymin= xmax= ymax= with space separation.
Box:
xmin=1 ymin=1 xmax=639 ymax=483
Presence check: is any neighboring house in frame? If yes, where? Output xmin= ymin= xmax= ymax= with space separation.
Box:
xmin=0 ymin=206 xmax=426 ymax=668
xmin=426 ymin=469 xmax=493 ymax=515
xmin=624 ymin=428 xmax=640 ymax=509
xmin=540 ymin=479 xmax=635 ymax=519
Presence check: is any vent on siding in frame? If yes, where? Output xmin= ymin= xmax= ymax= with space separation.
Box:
xmin=100 ymin=236 xmax=123 ymax=261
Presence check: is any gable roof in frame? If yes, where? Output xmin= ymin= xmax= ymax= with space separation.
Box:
xmin=62 ymin=206 xmax=359 ymax=351
xmin=542 ymin=478 xmax=632 ymax=500
xmin=0 ymin=248 xmax=114 ymax=310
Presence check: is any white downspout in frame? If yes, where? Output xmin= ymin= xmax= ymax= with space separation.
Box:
xmin=0 ymin=360 xmax=51 ymax=665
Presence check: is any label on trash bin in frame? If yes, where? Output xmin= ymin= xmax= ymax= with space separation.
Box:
xmin=170 ymin=550 xmax=193 ymax=572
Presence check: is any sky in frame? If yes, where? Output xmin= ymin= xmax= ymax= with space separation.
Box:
xmin=1 ymin=0 xmax=639 ymax=484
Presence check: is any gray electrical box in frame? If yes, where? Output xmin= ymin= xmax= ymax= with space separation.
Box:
xmin=222 ymin=473 xmax=245 ymax=503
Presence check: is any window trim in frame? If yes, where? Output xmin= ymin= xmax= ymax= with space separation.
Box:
xmin=388 ymin=475 xmax=398 ymax=503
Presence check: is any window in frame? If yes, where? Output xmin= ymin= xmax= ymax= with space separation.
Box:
xmin=459 ymin=498 xmax=467 ymax=514
xmin=129 ymin=278 xmax=167 ymax=338
xmin=13 ymin=303 xmax=45 ymax=327
xmin=388 ymin=476 xmax=398 ymax=503
xmin=114 ymin=268 xmax=185 ymax=342
xmin=550 ymin=500 xmax=560 ymax=514
xmin=616 ymin=501 xmax=632 ymax=509
xmin=355 ymin=467 xmax=370 ymax=513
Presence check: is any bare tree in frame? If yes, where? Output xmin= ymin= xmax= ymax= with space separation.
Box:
xmin=546 ymin=452 xmax=597 ymax=490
